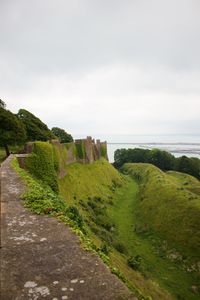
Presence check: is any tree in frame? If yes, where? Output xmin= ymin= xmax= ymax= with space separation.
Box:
xmin=51 ymin=127 xmax=73 ymax=143
xmin=17 ymin=109 xmax=55 ymax=142
xmin=113 ymin=147 xmax=199 ymax=179
xmin=148 ymin=149 xmax=175 ymax=170
xmin=0 ymin=99 xmax=6 ymax=108
xmin=175 ymin=156 xmax=200 ymax=179
xmin=0 ymin=105 xmax=26 ymax=156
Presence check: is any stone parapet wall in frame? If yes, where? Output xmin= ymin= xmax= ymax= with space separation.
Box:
xmin=24 ymin=136 xmax=108 ymax=166
xmin=72 ymin=136 xmax=108 ymax=164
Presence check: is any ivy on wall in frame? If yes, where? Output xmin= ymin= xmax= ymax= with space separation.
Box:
xmin=26 ymin=141 xmax=59 ymax=192
xmin=75 ymin=141 xmax=86 ymax=159
xmin=100 ymin=144 xmax=107 ymax=158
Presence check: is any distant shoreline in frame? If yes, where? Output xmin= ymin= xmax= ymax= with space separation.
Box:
xmin=107 ymin=142 xmax=200 ymax=159
xmin=108 ymin=142 xmax=200 ymax=146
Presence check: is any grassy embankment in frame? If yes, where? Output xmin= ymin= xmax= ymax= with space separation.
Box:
xmin=122 ymin=163 xmax=200 ymax=259
xmin=59 ymin=160 xmax=200 ymax=300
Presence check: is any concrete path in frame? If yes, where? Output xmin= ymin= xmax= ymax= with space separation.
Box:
xmin=0 ymin=155 xmax=137 ymax=300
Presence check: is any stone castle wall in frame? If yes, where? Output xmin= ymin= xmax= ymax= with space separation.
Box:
xmin=23 ymin=136 xmax=108 ymax=165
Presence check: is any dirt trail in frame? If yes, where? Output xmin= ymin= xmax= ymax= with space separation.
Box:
xmin=0 ymin=155 xmax=137 ymax=300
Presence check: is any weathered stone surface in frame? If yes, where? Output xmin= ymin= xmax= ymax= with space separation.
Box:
xmin=0 ymin=155 xmax=137 ymax=300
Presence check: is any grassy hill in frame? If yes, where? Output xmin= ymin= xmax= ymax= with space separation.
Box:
xmin=122 ymin=163 xmax=200 ymax=260
xmin=59 ymin=159 xmax=123 ymax=203
xmin=166 ymin=170 xmax=200 ymax=195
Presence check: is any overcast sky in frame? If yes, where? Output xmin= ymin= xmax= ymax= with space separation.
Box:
xmin=1 ymin=0 xmax=200 ymax=139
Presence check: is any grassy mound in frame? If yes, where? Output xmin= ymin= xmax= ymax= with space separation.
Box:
xmin=166 ymin=170 xmax=200 ymax=195
xmin=58 ymin=159 xmax=124 ymax=203
xmin=122 ymin=163 xmax=200 ymax=260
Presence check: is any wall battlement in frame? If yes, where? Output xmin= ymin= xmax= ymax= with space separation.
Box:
xmin=23 ymin=136 xmax=108 ymax=166
xmin=73 ymin=136 xmax=108 ymax=164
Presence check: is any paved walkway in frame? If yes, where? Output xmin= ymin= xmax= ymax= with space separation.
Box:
xmin=0 ymin=155 xmax=137 ymax=300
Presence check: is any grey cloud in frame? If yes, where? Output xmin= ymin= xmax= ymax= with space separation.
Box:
xmin=1 ymin=0 xmax=200 ymax=75
xmin=0 ymin=0 xmax=200 ymax=136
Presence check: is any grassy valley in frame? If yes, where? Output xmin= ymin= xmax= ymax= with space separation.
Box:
xmin=58 ymin=160 xmax=200 ymax=300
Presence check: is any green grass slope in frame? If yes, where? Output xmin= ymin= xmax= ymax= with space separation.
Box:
xmin=59 ymin=159 xmax=124 ymax=203
xmin=122 ymin=163 xmax=200 ymax=260
xmin=166 ymin=170 xmax=200 ymax=195
xmin=60 ymin=160 xmax=200 ymax=300
xmin=59 ymin=160 xmax=177 ymax=300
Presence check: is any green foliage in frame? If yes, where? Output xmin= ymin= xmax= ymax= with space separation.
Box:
xmin=0 ymin=148 xmax=6 ymax=164
xmin=66 ymin=206 xmax=85 ymax=232
xmin=114 ymin=148 xmax=200 ymax=180
xmin=100 ymin=243 xmax=111 ymax=255
xmin=17 ymin=109 xmax=54 ymax=142
xmin=51 ymin=127 xmax=73 ymax=143
xmin=100 ymin=144 xmax=107 ymax=158
xmin=12 ymin=157 xmax=67 ymax=214
xmin=113 ymin=242 xmax=127 ymax=254
xmin=75 ymin=141 xmax=86 ymax=159
xmin=128 ymin=255 xmax=142 ymax=270
xmin=26 ymin=141 xmax=58 ymax=192
xmin=0 ymin=105 xmax=26 ymax=155
xmin=52 ymin=143 xmax=60 ymax=172
xmin=175 ymin=156 xmax=200 ymax=179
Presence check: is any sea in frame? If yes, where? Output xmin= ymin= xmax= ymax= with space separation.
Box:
xmin=74 ymin=135 xmax=200 ymax=163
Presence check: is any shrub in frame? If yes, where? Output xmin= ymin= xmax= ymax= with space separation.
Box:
xmin=100 ymin=243 xmax=111 ymax=255
xmin=114 ymin=242 xmax=127 ymax=254
xmin=66 ymin=206 xmax=85 ymax=231
xmin=128 ymin=255 xmax=142 ymax=270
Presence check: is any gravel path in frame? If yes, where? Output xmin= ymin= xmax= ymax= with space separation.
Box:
xmin=0 ymin=155 xmax=137 ymax=300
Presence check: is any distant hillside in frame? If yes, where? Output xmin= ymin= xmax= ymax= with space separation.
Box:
xmin=122 ymin=163 xmax=200 ymax=259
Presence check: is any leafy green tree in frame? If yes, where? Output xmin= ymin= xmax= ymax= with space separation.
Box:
xmin=17 ymin=109 xmax=55 ymax=142
xmin=51 ymin=127 xmax=73 ymax=143
xmin=114 ymin=147 xmax=199 ymax=179
xmin=0 ymin=104 xmax=26 ymax=156
xmin=175 ymin=156 xmax=200 ymax=179
xmin=189 ymin=157 xmax=200 ymax=179
xmin=148 ymin=149 xmax=175 ymax=170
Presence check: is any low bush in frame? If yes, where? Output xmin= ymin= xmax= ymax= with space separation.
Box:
xmin=128 ymin=255 xmax=142 ymax=270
